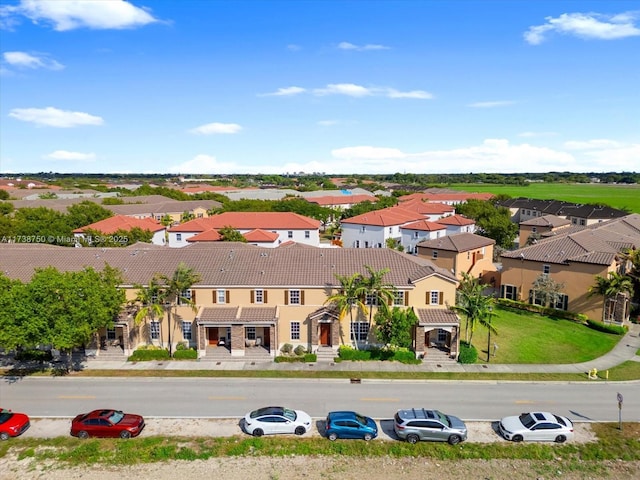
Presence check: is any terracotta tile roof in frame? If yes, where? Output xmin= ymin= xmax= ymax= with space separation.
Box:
xmin=520 ymin=215 xmax=572 ymax=227
xmin=416 ymin=308 xmax=460 ymax=325
xmin=73 ymin=215 xmax=165 ymax=234
xmin=186 ymin=229 xmax=223 ymax=242
xmin=401 ymin=220 xmax=447 ymax=232
xmin=243 ymin=229 xmax=279 ymax=242
xmin=502 ymin=214 xmax=640 ymax=265
xmin=237 ymin=307 xmax=278 ymax=323
xmin=306 ymin=194 xmax=376 ymax=206
xmin=417 ymin=233 xmax=495 ymax=252
xmin=398 ymin=199 xmax=456 ymax=215
xmin=435 ymin=214 xmax=475 ymax=226
xmin=0 ymin=243 xmax=457 ymax=287
xmin=341 ymin=206 xmax=424 ymax=226
xmin=199 ymin=307 xmax=239 ymax=323
xmin=197 ymin=306 xmax=277 ymax=324
xmin=169 ymin=212 xmax=320 ymax=232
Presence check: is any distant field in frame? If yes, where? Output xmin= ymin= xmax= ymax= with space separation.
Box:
xmin=447 ymin=183 xmax=640 ymax=213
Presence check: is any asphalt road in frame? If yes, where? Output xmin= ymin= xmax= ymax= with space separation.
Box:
xmin=2 ymin=376 xmax=638 ymax=422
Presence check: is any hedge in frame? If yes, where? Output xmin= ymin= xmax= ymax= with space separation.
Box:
xmin=458 ymin=341 xmax=478 ymax=364
xmin=338 ymin=346 xmax=420 ymax=364
xmin=172 ymin=349 xmax=198 ymax=360
xmin=586 ymin=319 xmax=628 ymax=335
xmin=128 ymin=348 xmax=170 ymax=361
xmin=274 ymin=353 xmax=317 ymax=363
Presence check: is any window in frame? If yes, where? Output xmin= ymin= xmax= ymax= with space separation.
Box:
xmin=580 ymin=219 xmax=586 ymax=226
xmin=551 ymin=293 xmax=569 ymax=311
xmin=290 ymin=321 xmax=300 ymax=340
xmin=106 ymin=328 xmax=116 ymax=340
xmin=529 ymin=290 xmax=545 ymax=306
xmin=176 ymin=233 xmax=182 ymax=241
xmin=543 ymin=264 xmax=550 ymax=275
xmin=432 ymin=250 xmax=438 ymax=259
xmin=532 ymin=227 xmax=537 ymax=233
xmin=394 ymin=291 xmax=405 ymax=306
xmin=182 ymin=321 xmax=192 ymax=340
xmin=414 ymin=231 xmax=419 ymax=238
xmin=178 ymin=289 xmax=192 ymax=305
xmin=289 ymin=289 xmax=301 ymax=305
xmin=361 ymin=225 xmax=366 ymax=233
xmin=150 ymin=321 xmax=160 ymax=340
xmin=304 ymin=231 xmax=310 ymax=239
xmin=254 ymin=289 xmax=264 ymax=304
xmin=350 ymin=322 xmax=369 ymax=342
xmin=429 ymin=291 xmax=441 ymax=305
xmin=437 ymin=329 xmax=448 ymax=342
xmin=246 ymin=326 xmax=256 ymax=340
xmin=467 ymin=251 xmax=471 ymax=260
xmin=197 ymin=212 xmax=203 ymax=218
xmin=288 ymin=231 xmax=293 ymax=239
xmin=389 ymin=227 xmax=393 ymax=234
xmin=355 ymin=240 xmax=360 ymax=248
xmin=217 ymin=289 xmax=226 ymax=304
xmin=502 ymin=284 xmax=518 ymax=301
xmin=365 ymin=293 xmax=377 ymax=306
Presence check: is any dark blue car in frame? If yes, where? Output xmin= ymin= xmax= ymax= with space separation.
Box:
xmin=325 ymin=411 xmax=378 ymax=441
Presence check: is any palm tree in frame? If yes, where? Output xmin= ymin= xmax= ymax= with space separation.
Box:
xmin=158 ymin=262 xmax=201 ymax=356
xmin=453 ymin=273 xmax=496 ymax=345
xmin=324 ymin=273 xmax=369 ymax=349
xmin=362 ymin=265 xmax=396 ymax=332
xmin=589 ymin=272 xmax=634 ymax=322
xmin=131 ymin=275 xmax=165 ymax=344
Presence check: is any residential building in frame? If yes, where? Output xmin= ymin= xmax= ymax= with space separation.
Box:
xmin=497 ymin=197 xmax=627 ymax=226
xmin=518 ymin=214 xmax=571 ymax=247
xmin=433 ymin=214 xmax=476 ymax=235
xmin=400 ymin=220 xmax=447 ymax=255
xmin=340 ymin=206 xmax=424 ymax=249
xmin=73 ymin=215 xmax=167 ymax=246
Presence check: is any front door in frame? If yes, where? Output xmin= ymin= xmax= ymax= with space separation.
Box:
xmin=320 ymin=323 xmax=331 ymax=346
xmin=208 ymin=328 xmax=218 ymax=346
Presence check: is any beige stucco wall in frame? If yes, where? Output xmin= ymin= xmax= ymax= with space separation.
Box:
xmin=417 ymin=245 xmax=494 ymax=281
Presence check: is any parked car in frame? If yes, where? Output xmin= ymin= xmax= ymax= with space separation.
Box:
xmin=243 ymin=406 xmax=311 ymax=437
xmin=498 ymin=411 xmax=574 ymax=443
xmin=393 ymin=408 xmax=467 ymax=445
xmin=325 ymin=411 xmax=378 ymax=441
xmin=0 ymin=408 xmax=30 ymax=440
xmin=70 ymin=409 xmax=145 ymax=439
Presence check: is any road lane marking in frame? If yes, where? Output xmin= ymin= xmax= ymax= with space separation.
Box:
xmin=360 ymin=398 xmax=400 ymax=402
xmin=208 ymin=396 xmax=246 ymax=401
xmin=58 ymin=395 xmax=96 ymax=399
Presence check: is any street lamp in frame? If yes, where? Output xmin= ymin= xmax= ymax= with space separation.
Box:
xmin=487 ymin=306 xmax=493 ymax=363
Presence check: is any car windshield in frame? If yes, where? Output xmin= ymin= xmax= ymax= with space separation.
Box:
xmin=553 ymin=415 xmax=567 ymax=426
xmin=282 ymin=408 xmax=297 ymax=421
xmin=519 ymin=413 xmax=536 ymax=429
xmin=354 ymin=413 xmax=367 ymax=425
xmin=0 ymin=410 xmax=12 ymax=423
xmin=108 ymin=411 xmax=125 ymax=424
xmin=435 ymin=411 xmax=451 ymax=427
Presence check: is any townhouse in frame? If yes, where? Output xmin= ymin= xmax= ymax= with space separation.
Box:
xmin=73 ymin=215 xmax=167 ymax=246
xmin=500 ymin=214 xmax=640 ymax=322
xmin=167 ymin=212 xmax=322 ymax=248
xmin=518 ymin=214 xmax=572 ymax=247
xmin=1 ymin=243 xmax=461 ymax=360
xmin=497 ymin=197 xmax=627 ymax=226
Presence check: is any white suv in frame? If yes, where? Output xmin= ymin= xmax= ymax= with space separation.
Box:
xmin=393 ymin=408 xmax=467 ymax=445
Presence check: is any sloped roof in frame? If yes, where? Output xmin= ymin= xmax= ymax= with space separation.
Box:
xmin=341 ymin=206 xmax=424 ymax=226
xmin=198 ymin=306 xmax=277 ymax=324
xmin=306 ymin=194 xmax=376 ymax=206
xmin=497 ymin=197 xmax=627 ymax=219
xmin=186 ymin=229 xmax=223 ymax=242
xmin=243 ymin=229 xmax=279 ymax=242
xmin=169 ymin=212 xmax=320 ymax=232
xmin=415 ymin=308 xmax=460 ymax=325
xmin=401 ymin=220 xmax=447 ymax=232
xmin=417 ymin=232 xmax=495 ymax=252
xmin=435 ymin=214 xmax=475 ymax=226
xmin=520 ymin=214 xmax=572 ymax=227
xmin=398 ymin=199 xmax=455 ymax=215
xmin=73 ymin=215 xmax=165 ymax=234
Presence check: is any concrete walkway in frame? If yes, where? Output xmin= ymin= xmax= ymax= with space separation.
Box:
xmin=79 ymin=324 xmax=640 ymax=375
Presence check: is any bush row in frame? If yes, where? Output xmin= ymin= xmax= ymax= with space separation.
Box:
xmin=274 ymin=354 xmax=317 ymax=363
xmin=585 ymin=319 xmax=628 ymax=335
xmin=337 ymin=346 xmax=420 ymax=364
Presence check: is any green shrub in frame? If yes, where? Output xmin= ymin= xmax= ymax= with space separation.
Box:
xmin=494 ymin=298 xmax=587 ymax=323
xmin=392 ymin=349 xmax=420 ymax=364
xmin=293 ymin=345 xmax=307 ymax=356
xmin=16 ymin=349 xmax=52 ymax=362
xmin=172 ymin=348 xmax=197 ymax=360
xmin=303 ymin=353 xmax=317 ymax=362
xmin=175 ymin=342 xmax=189 ymax=351
xmin=280 ymin=343 xmax=293 ymax=355
xmin=129 ymin=348 xmax=170 ymax=361
xmin=275 ymin=355 xmax=305 ymax=363
xmin=586 ymin=319 xmax=628 ymax=335
xmin=338 ymin=346 xmax=371 ymax=361
xmin=458 ymin=341 xmax=478 ymax=364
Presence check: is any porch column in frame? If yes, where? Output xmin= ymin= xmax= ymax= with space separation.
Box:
xmin=197 ymin=324 xmax=206 ymax=356
xmin=415 ymin=326 xmax=426 ymax=355
xmin=331 ymin=319 xmax=340 ymax=347
xmin=450 ymin=326 xmax=459 ymax=359
xmin=269 ymin=326 xmax=276 ymax=356
xmin=121 ymin=324 xmax=130 ymax=355
xmin=310 ymin=317 xmax=318 ymax=347
xmin=230 ymin=324 xmax=244 ymax=357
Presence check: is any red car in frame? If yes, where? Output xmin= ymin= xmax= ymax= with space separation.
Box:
xmin=0 ymin=408 xmax=30 ymax=440
xmin=71 ymin=409 xmax=145 ymax=439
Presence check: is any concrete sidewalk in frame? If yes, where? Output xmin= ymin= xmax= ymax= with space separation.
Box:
xmin=79 ymin=324 xmax=640 ymax=375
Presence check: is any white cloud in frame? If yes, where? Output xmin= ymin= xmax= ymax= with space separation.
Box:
xmin=337 ymin=41 xmax=390 ymax=51
xmin=189 ymin=122 xmax=242 ymax=135
xmin=468 ymin=100 xmax=515 ymax=108
xmin=2 ymin=0 xmax=158 ymax=31
xmin=9 ymin=107 xmax=104 ymax=127
xmin=3 ymin=51 xmax=64 ymax=70
xmin=525 ymin=11 xmax=640 ymax=45
xmin=314 ymin=83 xmax=374 ymax=97
xmin=386 ymin=88 xmax=433 ymax=99
xmin=564 ymin=139 xmax=622 ymax=150
xmin=44 ymin=150 xmax=96 ymax=161
xmin=261 ymin=86 xmax=306 ymax=96
xmin=580 ymin=143 xmax=640 ymax=171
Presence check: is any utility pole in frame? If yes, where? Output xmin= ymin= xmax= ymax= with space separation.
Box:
xmin=617 ymin=392 xmax=623 ymax=431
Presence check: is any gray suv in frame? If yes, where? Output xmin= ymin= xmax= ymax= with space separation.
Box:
xmin=393 ymin=408 xmax=467 ymax=445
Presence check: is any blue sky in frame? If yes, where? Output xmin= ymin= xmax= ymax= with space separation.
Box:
xmin=0 ymin=0 xmax=638 ymax=175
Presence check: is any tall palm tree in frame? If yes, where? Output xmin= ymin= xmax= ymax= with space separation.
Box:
xmin=589 ymin=272 xmax=634 ymax=322
xmin=453 ymin=273 xmax=496 ymax=345
xmin=324 ymin=273 xmax=369 ymax=349
xmin=158 ymin=263 xmax=201 ymax=356
xmin=131 ymin=275 xmax=165 ymax=344
xmin=362 ymin=265 xmax=396 ymax=331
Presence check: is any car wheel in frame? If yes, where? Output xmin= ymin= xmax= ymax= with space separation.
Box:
xmin=512 ymin=434 xmax=523 ymax=442
xmin=328 ymin=432 xmax=338 ymax=441
xmin=120 ymin=430 xmax=132 ymax=439
xmin=294 ymin=426 xmax=306 ymax=436
xmin=363 ymin=433 xmax=373 ymax=441
xmin=253 ymin=428 xmax=264 ymax=437
xmin=406 ymin=434 xmax=420 ymax=444
xmin=447 ymin=434 xmax=462 ymax=445
xmin=0 ymin=432 xmax=10 ymax=441
xmin=78 ymin=431 xmax=89 ymax=439
xmin=555 ymin=435 xmax=567 ymax=443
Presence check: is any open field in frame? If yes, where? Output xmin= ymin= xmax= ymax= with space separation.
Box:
xmin=447 ymin=183 xmax=640 ymax=213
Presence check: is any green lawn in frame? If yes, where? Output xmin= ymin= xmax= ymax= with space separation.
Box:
xmin=463 ymin=307 xmax=621 ymax=364
xmin=447 ymin=183 xmax=640 ymax=213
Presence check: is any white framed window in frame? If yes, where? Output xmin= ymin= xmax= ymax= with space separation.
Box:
xmin=365 ymin=293 xmax=377 ymax=306
xmin=414 ymin=231 xmax=419 ymax=238
xmin=532 ymin=227 xmax=537 ymax=233
xmin=178 ymin=289 xmax=192 ymax=305
xmin=502 ymin=284 xmax=518 ymax=301
xmin=246 ymin=326 xmax=256 ymax=340
xmin=290 ymin=321 xmax=300 ymax=340
xmin=150 ymin=321 xmax=160 ymax=340
xmin=288 ymin=231 xmax=293 ymax=238
xmin=361 ymin=225 xmax=366 ymax=233
xmin=543 ymin=264 xmax=550 ymax=275
xmin=254 ymin=289 xmax=264 ymax=304
xmin=350 ymin=322 xmax=369 ymax=342
xmin=106 ymin=328 xmax=116 ymax=340
xmin=394 ymin=291 xmax=405 ymax=306
xmin=355 ymin=240 xmax=360 ymax=248
xmin=176 ymin=233 xmax=182 ymax=241
xmin=364 ymin=241 xmax=369 ymax=248
xmin=217 ymin=289 xmax=226 ymax=304
xmin=289 ymin=289 xmax=301 ymax=305
xmin=182 ymin=321 xmax=192 ymax=340
xmin=430 ymin=291 xmax=440 ymax=305
xmin=304 ymin=231 xmax=310 ymax=239
xmin=552 ymin=293 xmax=569 ymax=311
xmin=432 ymin=250 xmax=438 ymax=259
xmin=437 ymin=329 xmax=448 ymax=342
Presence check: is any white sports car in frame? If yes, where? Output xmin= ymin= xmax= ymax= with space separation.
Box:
xmin=243 ymin=406 xmax=312 ymax=437
xmin=498 ymin=411 xmax=574 ymax=443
